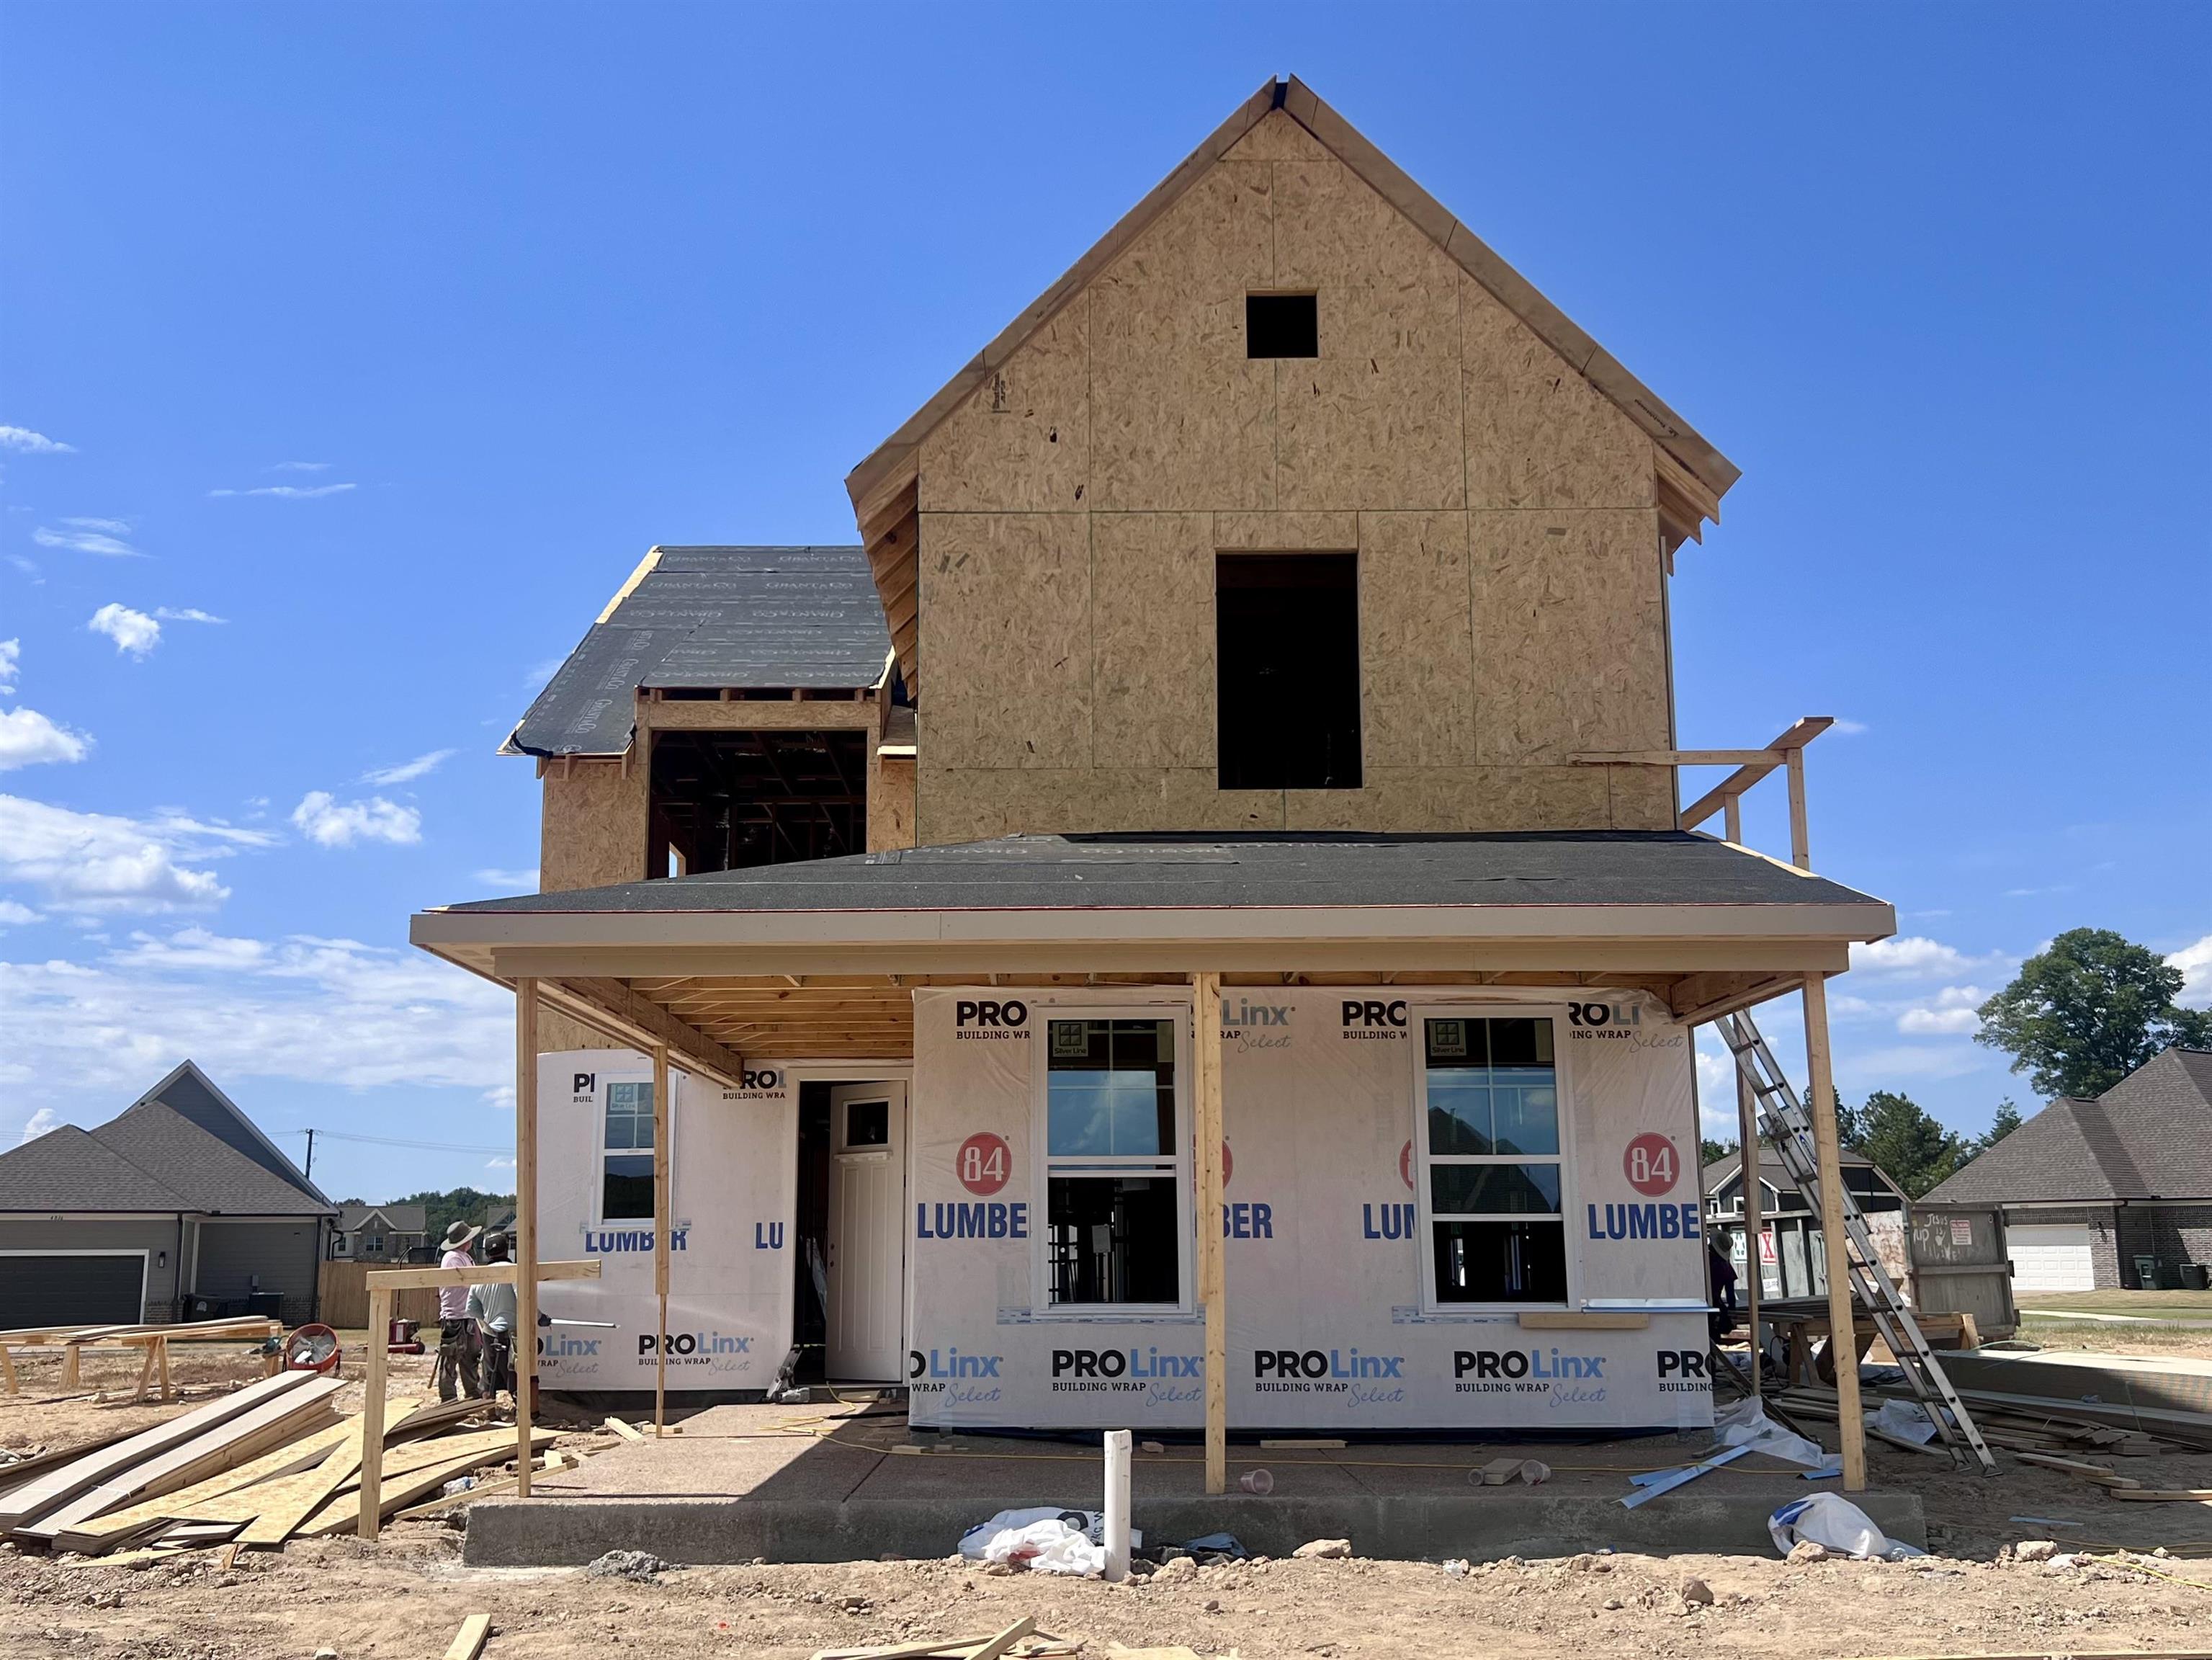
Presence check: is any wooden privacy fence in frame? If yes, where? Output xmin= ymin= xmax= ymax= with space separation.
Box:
xmin=317 ymin=1260 xmax=440 ymax=1330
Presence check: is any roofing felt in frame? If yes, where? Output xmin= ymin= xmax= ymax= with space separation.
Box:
xmin=1925 ymin=1046 xmax=2212 ymax=1205
xmin=442 ymin=830 xmax=1886 ymax=918
xmin=509 ymin=546 xmax=892 ymax=758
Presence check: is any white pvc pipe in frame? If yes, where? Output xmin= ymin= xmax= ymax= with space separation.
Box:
xmin=1102 ymin=1429 xmax=1132 ymax=1581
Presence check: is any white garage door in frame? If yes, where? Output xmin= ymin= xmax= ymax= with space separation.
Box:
xmin=2007 ymin=1223 xmax=2095 ymax=1292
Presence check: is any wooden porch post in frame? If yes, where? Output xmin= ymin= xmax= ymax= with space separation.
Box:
xmin=652 ymin=1044 xmax=670 ymax=1437
xmin=1802 ymin=973 xmax=1865 ymax=1490
xmin=514 ymin=978 xmax=540 ymax=1496
xmin=359 ymin=1285 xmax=390 ymax=1538
xmin=1736 ymin=1068 xmax=1763 ymax=1401
xmin=1194 ymin=972 xmax=1226 ymax=1496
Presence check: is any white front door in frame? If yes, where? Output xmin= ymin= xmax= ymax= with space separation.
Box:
xmin=826 ymin=1082 xmax=908 ymax=1382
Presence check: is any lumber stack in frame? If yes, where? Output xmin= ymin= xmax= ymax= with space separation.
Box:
xmin=1 ymin=1380 xmax=559 ymax=1556
xmin=1775 ymin=1383 xmax=2192 ymax=1458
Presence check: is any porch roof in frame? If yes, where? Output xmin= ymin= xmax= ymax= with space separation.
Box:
xmin=411 ymin=833 xmax=1891 ymax=1081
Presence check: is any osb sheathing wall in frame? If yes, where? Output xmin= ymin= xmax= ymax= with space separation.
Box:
xmin=913 ymin=109 xmax=1675 ymax=841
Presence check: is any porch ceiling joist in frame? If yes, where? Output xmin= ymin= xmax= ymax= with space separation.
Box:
xmin=534 ymin=976 xmax=748 ymax=1094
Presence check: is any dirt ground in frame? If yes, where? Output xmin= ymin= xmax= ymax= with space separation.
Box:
xmin=6 ymin=1341 xmax=2212 ymax=1660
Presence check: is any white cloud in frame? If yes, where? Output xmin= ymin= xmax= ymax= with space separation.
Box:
xmin=0 ymin=427 xmax=74 ymax=455
xmin=485 ymin=1156 xmax=516 ymax=1172
xmin=2172 ymin=934 xmax=2212 ymax=1009
xmin=64 ymin=517 xmax=130 ymax=535
xmin=207 ymin=483 xmax=355 ymax=501
xmin=156 ymin=607 xmax=225 ymax=625
xmin=473 ymin=867 xmax=539 ymax=891
xmin=1831 ymin=719 xmax=1869 ymax=736
xmin=19 ymin=1106 xmax=61 ymax=1143
xmin=1851 ymin=937 xmax=1974 ymax=978
xmin=362 ymin=749 xmax=455 ymax=786
xmin=1897 ymin=986 xmax=1987 ymax=1036
xmin=6 ymin=555 xmax=40 ymax=581
xmin=0 ymin=706 xmax=91 ymax=770
xmin=290 ymin=791 xmax=421 ymax=848
xmin=0 ymin=638 xmax=18 ymax=692
xmin=33 ymin=523 xmax=140 ymax=558
xmin=89 ymin=602 xmax=161 ymax=657
xmin=0 ymin=793 xmax=273 ymax=911
xmin=0 ymin=899 xmax=37 ymax=927
xmin=269 ymin=461 xmax=330 ymax=473
xmin=0 ymin=928 xmax=512 ymax=1098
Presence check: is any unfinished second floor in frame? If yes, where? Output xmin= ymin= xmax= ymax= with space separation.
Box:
xmin=515 ymin=79 xmax=1745 ymax=895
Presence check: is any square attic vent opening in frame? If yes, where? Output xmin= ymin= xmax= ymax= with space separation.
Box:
xmin=1246 ymin=293 xmax=1318 ymax=360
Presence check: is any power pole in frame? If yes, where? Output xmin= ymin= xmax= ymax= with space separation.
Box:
xmin=304 ymin=1128 xmax=316 ymax=1182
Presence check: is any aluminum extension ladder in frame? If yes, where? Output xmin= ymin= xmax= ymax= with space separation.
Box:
xmin=1717 ymin=1009 xmax=1997 ymax=1473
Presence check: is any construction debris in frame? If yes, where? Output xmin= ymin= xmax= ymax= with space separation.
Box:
xmin=586 ymin=1548 xmax=669 ymax=1581
xmin=0 ymin=1380 xmax=555 ymax=1556
xmin=1291 ymin=1538 xmax=1351 ymax=1559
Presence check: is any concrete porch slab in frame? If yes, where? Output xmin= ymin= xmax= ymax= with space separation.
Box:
xmin=469 ymin=1406 xmax=1925 ymax=1566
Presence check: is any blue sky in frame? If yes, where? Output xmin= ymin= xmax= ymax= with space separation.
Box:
xmin=2 ymin=4 xmax=2206 ymax=1201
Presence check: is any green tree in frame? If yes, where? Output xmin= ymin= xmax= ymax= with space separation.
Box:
xmin=1979 ymin=1098 xmax=2023 ymax=1151
xmin=1852 ymin=1090 xmax=1969 ymax=1199
xmin=1976 ymin=927 xmax=2212 ymax=1098
xmin=385 ymin=1186 xmax=516 ymax=1245
xmin=1700 ymin=1136 xmax=1737 ymax=1170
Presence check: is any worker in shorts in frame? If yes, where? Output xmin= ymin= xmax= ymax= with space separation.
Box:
xmin=433 ymin=1221 xmax=483 ymax=1401
xmin=467 ymin=1230 xmax=520 ymax=1404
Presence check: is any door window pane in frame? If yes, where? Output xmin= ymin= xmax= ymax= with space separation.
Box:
xmin=846 ymin=1099 xmax=889 ymax=1148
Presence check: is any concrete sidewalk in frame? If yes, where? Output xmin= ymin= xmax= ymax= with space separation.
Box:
xmin=463 ymin=1403 xmax=1925 ymax=1566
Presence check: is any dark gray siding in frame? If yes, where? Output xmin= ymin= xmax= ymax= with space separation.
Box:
xmin=192 ymin=1218 xmax=321 ymax=1324
xmin=0 ymin=1216 xmax=182 ymax=1322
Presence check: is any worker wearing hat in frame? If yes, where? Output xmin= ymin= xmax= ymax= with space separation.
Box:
xmin=434 ymin=1220 xmax=483 ymax=1401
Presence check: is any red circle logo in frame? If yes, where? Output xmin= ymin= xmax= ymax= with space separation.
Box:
xmin=957 ymin=1132 xmax=1011 ymax=1197
xmin=1624 ymin=1133 xmax=1680 ymax=1197
xmin=1222 ymin=1141 xmax=1233 ymax=1187
xmin=1400 ymin=1140 xmax=1415 ymax=1191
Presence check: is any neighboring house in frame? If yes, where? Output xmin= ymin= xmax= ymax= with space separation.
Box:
xmin=1924 ymin=1046 xmax=2212 ymax=1291
xmin=411 ymin=77 xmax=1900 ymax=1439
xmin=0 ymin=1061 xmax=333 ymax=1329
xmin=1703 ymin=1145 xmax=1910 ymax=1301
xmin=328 ymin=1203 xmax=429 ymax=1262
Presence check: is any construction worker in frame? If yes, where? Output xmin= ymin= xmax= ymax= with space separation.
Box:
xmin=467 ymin=1231 xmax=520 ymax=1404
xmin=434 ymin=1221 xmax=483 ymax=1401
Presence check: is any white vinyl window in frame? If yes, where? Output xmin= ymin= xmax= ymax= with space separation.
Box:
xmin=601 ymin=1079 xmax=657 ymax=1221
xmin=1414 ymin=1013 xmax=1570 ymax=1308
xmin=1039 ymin=1012 xmax=1191 ymax=1309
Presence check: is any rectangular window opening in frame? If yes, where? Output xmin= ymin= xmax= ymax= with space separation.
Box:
xmin=602 ymin=1079 xmax=656 ymax=1221
xmin=1217 ymin=553 xmax=1361 ymax=790
xmin=1246 ymin=292 xmax=1317 ymax=359
xmin=1420 ymin=1016 xmax=1567 ymax=1305
xmin=649 ymin=729 xmax=867 ymax=877
xmin=1044 ymin=1017 xmax=1186 ymax=1307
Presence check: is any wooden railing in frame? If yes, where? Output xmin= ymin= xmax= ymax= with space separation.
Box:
xmin=1573 ymin=715 xmax=1834 ymax=869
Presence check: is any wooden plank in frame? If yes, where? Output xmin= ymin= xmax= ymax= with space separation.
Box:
xmin=24 ymin=1376 xmax=344 ymax=1545
xmin=0 ymin=1371 xmax=315 ymax=1531
xmin=604 ymin=1416 xmax=647 ymax=1443
xmin=444 ymin=1614 xmax=492 ymax=1660
xmin=0 ymin=1429 xmax=135 ymax=1501
xmin=237 ymin=1396 xmax=424 ymax=1548
xmin=299 ymin=1431 xmax=558 ymax=1536
xmin=359 ymin=1286 xmax=390 ymax=1541
xmin=1194 ymin=971 xmax=1225 ymax=1497
xmin=1570 ymin=749 xmax=1781 ymax=767
xmin=653 ymin=1043 xmax=670 ymax=1437
xmin=1786 ymin=748 xmax=1811 ymax=869
xmin=1678 ymin=717 xmax=1834 ymax=831
xmin=360 ymin=1259 xmax=601 ymax=1292
xmin=967 ymin=1618 xmax=1036 ymax=1660
xmin=515 ymin=977 xmax=539 ymax=1501
xmin=58 ymin=1408 xmax=401 ymax=1553
xmin=1801 ymin=973 xmax=1863 ymax=1491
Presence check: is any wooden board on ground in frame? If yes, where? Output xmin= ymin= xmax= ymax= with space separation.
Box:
xmin=603 ymin=1416 xmax=647 ymax=1443
xmin=0 ymin=1430 xmax=137 ymax=1501
xmin=444 ymin=1613 xmax=491 ymax=1660
xmin=297 ymin=1429 xmax=557 ymax=1537
xmin=2106 ymin=1488 xmax=2212 ymax=1503
xmin=390 ymin=1452 xmax=570 ymax=1522
xmin=53 ymin=1406 xmax=407 ymax=1554
xmin=0 ymin=1371 xmax=319 ymax=1532
xmin=235 ymin=1396 xmax=428 ymax=1549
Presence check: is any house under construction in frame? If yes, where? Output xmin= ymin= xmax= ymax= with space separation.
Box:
xmin=412 ymin=76 xmax=1894 ymax=1500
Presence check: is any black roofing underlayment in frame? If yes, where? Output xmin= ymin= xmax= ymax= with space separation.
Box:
xmin=449 ymin=831 xmax=1886 ymax=916
xmin=509 ymin=546 xmax=891 ymax=757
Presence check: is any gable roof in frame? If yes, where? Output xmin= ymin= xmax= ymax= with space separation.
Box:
xmin=1702 ymin=1143 xmax=1878 ymax=1193
xmin=506 ymin=546 xmax=894 ymax=759
xmin=337 ymin=1202 xmax=429 ymax=1233
xmin=0 ymin=1063 xmax=331 ymax=1217
xmin=127 ymin=1061 xmax=323 ymax=1200
xmin=844 ymin=76 xmax=1742 ymax=692
xmin=1924 ymin=1047 xmax=2212 ymax=1205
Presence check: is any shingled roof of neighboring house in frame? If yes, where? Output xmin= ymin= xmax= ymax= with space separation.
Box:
xmin=0 ymin=1062 xmax=331 ymax=1217
xmin=506 ymin=545 xmax=894 ymax=759
xmin=336 ymin=1203 xmax=429 ymax=1234
xmin=1924 ymin=1047 xmax=2212 ymax=1205
xmin=1702 ymin=1143 xmax=1879 ymax=1192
